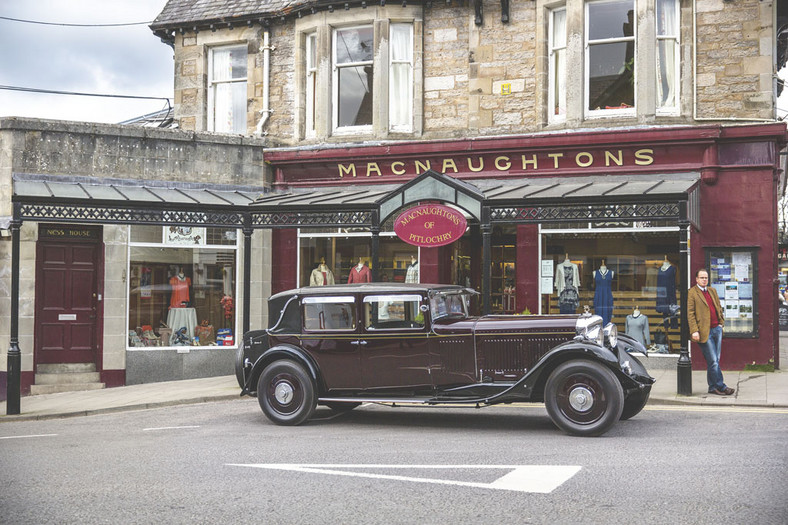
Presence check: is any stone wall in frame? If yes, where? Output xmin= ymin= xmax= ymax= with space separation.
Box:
xmin=694 ymin=0 xmax=774 ymax=120
xmin=168 ymin=1 xmax=779 ymax=141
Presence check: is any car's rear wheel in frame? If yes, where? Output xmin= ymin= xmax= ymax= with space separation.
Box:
xmin=620 ymin=386 xmax=651 ymax=420
xmin=257 ymin=360 xmax=316 ymax=425
xmin=323 ymin=401 xmax=361 ymax=413
xmin=234 ymin=341 xmax=246 ymax=389
xmin=545 ymin=360 xmax=624 ymax=437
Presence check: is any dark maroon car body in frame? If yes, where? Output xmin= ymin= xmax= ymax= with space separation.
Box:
xmin=237 ymin=283 xmax=654 ymax=436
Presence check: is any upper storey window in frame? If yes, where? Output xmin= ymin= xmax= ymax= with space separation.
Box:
xmin=585 ymin=0 xmax=636 ymax=117
xmin=389 ymin=23 xmax=414 ymax=132
xmin=297 ymin=9 xmax=420 ymax=141
xmin=546 ymin=0 xmax=680 ymax=123
xmin=333 ymin=26 xmax=374 ymax=132
xmin=549 ymin=7 xmax=567 ymax=123
xmin=208 ymin=45 xmax=247 ymax=134
xmin=656 ymin=0 xmax=680 ymax=114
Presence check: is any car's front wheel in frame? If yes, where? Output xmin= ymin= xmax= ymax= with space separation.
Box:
xmin=257 ymin=360 xmax=316 ymax=425
xmin=544 ymin=360 xmax=624 ymax=437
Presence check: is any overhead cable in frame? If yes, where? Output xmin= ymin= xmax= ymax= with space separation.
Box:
xmin=0 ymin=15 xmax=151 ymax=27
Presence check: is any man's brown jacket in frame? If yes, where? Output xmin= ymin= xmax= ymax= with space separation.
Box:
xmin=687 ymin=285 xmax=725 ymax=344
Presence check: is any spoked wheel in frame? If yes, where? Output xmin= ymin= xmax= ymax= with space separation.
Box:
xmin=545 ymin=360 xmax=624 ymax=437
xmin=620 ymin=386 xmax=651 ymax=421
xmin=257 ymin=360 xmax=316 ymax=425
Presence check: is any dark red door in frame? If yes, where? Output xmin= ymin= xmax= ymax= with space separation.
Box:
xmin=35 ymin=239 xmax=101 ymax=364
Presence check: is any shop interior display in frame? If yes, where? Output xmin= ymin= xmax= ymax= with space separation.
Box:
xmin=555 ymin=254 xmax=580 ymax=314
xmin=593 ymin=260 xmax=614 ymax=325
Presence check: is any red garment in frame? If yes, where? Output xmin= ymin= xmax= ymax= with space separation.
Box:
xmin=169 ymin=275 xmax=191 ymax=308
xmin=701 ymin=288 xmax=720 ymax=328
xmin=347 ymin=264 xmax=371 ymax=283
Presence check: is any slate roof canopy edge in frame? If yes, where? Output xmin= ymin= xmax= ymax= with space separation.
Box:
xmin=12 ymin=173 xmax=268 ymax=194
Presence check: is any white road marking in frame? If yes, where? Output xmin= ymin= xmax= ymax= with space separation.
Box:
xmin=226 ymin=464 xmax=582 ymax=493
xmin=0 ymin=433 xmax=58 ymax=440
xmin=142 ymin=425 xmax=200 ymax=431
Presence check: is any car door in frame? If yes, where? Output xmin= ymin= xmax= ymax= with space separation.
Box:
xmin=299 ymin=295 xmax=362 ymax=390
xmin=360 ymin=293 xmax=431 ymax=392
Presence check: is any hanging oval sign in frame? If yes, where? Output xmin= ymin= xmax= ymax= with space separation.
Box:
xmin=394 ymin=204 xmax=467 ymax=247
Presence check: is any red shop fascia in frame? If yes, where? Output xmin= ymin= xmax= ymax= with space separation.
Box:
xmin=265 ymin=123 xmax=787 ymax=369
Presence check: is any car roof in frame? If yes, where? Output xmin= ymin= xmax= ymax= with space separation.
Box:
xmin=269 ymin=283 xmax=471 ymax=301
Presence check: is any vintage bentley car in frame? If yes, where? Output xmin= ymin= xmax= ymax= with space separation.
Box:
xmin=236 ymin=284 xmax=654 ymax=436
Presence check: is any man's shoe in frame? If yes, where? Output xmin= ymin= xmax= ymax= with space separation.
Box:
xmin=709 ymin=387 xmax=735 ymax=396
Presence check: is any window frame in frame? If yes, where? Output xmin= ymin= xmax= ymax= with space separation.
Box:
xmin=305 ymin=32 xmax=318 ymax=138
xmin=332 ymin=24 xmax=375 ymax=134
xmin=655 ymin=0 xmax=680 ymax=116
xmin=583 ymin=0 xmax=637 ymax=119
xmin=207 ymin=44 xmax=248 ymax=134
xmin=388 ymin=23 xmax=414 ymax=132
xmin=548 ymin=6 xmax=567 ymax=124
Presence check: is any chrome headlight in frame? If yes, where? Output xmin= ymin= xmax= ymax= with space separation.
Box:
xmin=603 ymin=322 xmax=617 ymax=349
xmin=575 ymin=315 xmax=604 ymax=345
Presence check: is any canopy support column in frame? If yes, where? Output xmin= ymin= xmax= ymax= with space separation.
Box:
xmin=242 ymin=219 xmax=253 ymax=337
xmin=482 ymin=206 xmax=491 ymax=315
xmin=371 ymin=211 xmax=380 ymax=282
xmin=6 ymin=210 xmax=22 ymax=415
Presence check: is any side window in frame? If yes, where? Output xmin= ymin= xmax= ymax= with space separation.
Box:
xmin=303 ymin=296 xmax=356 ymax=331
xmin=363 ymin=294 xmax=424 ymax=330
xmin=208 ymin=45 xmax=248 ymax=134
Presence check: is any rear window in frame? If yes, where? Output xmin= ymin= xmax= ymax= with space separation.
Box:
xmin=302 ymin=296 xmax=356 ymax=331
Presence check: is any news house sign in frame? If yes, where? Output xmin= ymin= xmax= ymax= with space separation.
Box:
xmin=394 ymin=204 xmax=468 ymax=247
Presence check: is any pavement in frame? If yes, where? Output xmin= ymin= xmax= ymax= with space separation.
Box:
xmin=2 ymin=336 xmax=788 ymax=422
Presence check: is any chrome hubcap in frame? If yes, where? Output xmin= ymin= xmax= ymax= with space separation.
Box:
xmin=569 ymin=386 xmax=594 ymax=412
xmin=274 ymin=382 xmax=294 ymax=405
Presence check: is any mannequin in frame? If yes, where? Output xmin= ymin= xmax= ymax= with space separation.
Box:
xmin=626 ymin=305 xmax=650 ymax=346
xmin=405 ymin=255 xmax=420 ymax=283
xmin=656 ymin=255 xmax=677 ymax=328
xmin=310 ymin=257 xmax=335 ymax=286
xmin=347 ymin=256 xmax=371 ymax=283
xmin=169 ymin=267 xmax=191 ymax=309
xmin=593 ymin=259 xmax=614 ymax=325
xmin=554 ymin=254 xmax=580 ymax=314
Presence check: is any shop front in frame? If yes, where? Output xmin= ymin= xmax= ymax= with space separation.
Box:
xmin=263 ymin=124 xmax=786 ymax=371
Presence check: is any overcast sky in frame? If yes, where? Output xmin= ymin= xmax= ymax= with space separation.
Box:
xmin=0 ymin=0 xmax=173 ymax=124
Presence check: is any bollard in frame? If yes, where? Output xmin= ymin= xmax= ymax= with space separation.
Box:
xmin=677 ymin=345 xmax=692 ymax=395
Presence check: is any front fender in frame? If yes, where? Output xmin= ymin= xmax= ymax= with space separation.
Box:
xmin=512 ymin=340 xmax=621 ymax=403
xmin=241 ymin=344 xmax=321 ymax=396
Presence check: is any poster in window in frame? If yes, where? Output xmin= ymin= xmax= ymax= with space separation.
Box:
xmin=163 ymin=226 xmax=206 ymax=245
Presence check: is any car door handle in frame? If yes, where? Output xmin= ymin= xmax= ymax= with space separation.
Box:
xmin=350 ymin=340 xmax=367 ymax=345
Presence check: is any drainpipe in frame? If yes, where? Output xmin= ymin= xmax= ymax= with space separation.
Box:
xmin=255 ymin=30 xmax=273 ymax=136
xmin=692 ymin=0 xmax=774 ymax=123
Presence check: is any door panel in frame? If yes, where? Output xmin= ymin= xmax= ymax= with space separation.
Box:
xmin=35 ymin=239 xmax=100 ymax=364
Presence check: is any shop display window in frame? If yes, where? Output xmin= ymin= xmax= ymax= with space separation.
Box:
xmin=491 ymin=227 xmax=516 ymax=314
xmin=298 ymin=230 xmax=419 ymax=287
xmin=706 ymin=249 xmax=757 ymax=337
xmin=542 ymin=230 xmax=682 ymax=354
xmin=127 ymin=226 xmax=239 ymax=348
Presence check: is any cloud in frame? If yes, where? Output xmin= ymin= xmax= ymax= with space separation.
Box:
xmin=0 ymin=0 xmax=173 ymax=123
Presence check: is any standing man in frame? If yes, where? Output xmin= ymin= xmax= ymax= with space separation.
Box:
xmin=687 ymin=269 xmax=735 ymax=396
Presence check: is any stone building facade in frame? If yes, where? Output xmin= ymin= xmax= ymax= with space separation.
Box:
xmin=2 ymin=0 xmax=787 ymax=401
xmin=158 ymin=0 xmax=777 ymax=141
xmin=0 ymin=118 xmax=270 ymax=395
